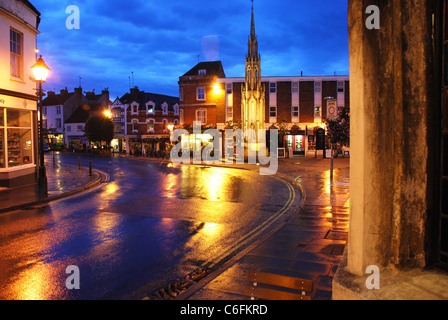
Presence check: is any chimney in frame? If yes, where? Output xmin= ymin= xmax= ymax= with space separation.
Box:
xmin=102 ymin=88 xmax=110 ymax=101
xmin=130 ymin=86 xmax=139 ymax=95
xmin=47 ymin=91 xmax=55 ymax=96
xmin=60 ymin=87 xmax=68 ymax=95
xmin=74 ymin=87 xmax=82 ymax=94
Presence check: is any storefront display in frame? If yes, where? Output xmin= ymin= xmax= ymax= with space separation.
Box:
xmin=0 ymin=108 xmax=34 ymax=168
xmin=285 ymin=134 xmax=305 ymax=156
xmin=0 ymin=108 xmax=4 ymax=168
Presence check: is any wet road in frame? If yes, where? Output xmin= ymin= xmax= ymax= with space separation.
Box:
xmin=0 ymin=153 xmax=301 ymax=300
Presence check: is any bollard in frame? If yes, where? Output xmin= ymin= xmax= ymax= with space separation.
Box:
xmin=89 ymin=161 xmax=92 ymax=177
xmin=78 ymin=157 xmax=81 ymax=170
xmin=53 ymin=153 xmax=55 ymax=167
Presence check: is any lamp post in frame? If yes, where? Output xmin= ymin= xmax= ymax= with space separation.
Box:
xmin=31 ymin=55 xmax=50 ymax=197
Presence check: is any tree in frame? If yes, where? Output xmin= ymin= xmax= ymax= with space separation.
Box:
xmin=84 ymin=115 xmax=114 ymax=148
xmin=325 ymin=106 xmax=350 ymax=148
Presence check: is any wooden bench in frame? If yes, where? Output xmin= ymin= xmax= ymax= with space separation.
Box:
xmin=245 ymin=270 xmax=313 ymax=300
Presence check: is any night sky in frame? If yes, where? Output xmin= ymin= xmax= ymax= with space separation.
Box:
xmin=35 ymin=0 xmax=349 ymax=100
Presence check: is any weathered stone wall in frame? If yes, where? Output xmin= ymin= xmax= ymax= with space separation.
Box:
xmin=346 ymin=0 xmax=433 ymax=276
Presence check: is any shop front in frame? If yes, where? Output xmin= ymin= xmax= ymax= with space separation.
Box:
xmin=285 ymin=133 xmax=306 ymax=156
xmin=0 ymin=99 xmax=37 ymax=187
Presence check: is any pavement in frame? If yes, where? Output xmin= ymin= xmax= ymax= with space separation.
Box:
xmin=181 ymin=156 xmax=350 ymax=300
xmin=0 ymin=152 xmax=350 ymax=300
xmin=0 ymin=156 xmax=102 ymax=213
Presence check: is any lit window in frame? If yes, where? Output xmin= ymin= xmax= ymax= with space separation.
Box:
xmin=196 ymin=109 xmax=206 ymax=124
xmin=147 ymin=102 xmax=154 ymax=114
xmin=226 ymin=106 xmax=233 ymax=121
xmin=147 ymin=119 xmax=154 ymax=131
xmin=314 ymin=106 xmax=321 ymax=118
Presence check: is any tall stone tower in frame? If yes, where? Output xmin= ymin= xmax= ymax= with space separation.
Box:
xmin=241 ymin=4 xmax=265 ymax=132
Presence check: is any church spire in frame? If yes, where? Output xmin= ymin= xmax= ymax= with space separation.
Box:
xmin=248 ymin=1 xmax=258 ymax=59
xmin=250 ymin=4 xmax=256 ymax=41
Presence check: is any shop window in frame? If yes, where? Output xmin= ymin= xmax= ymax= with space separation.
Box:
xmin=2 ymin=109 xmax=33 ymax=168
xmin=10 ymin=29 xmax=23 ymax=79
xmin=0 ymin=108 xmax=4 ymax=168
xmin=7 ymin=109 xmax=31 ymax=127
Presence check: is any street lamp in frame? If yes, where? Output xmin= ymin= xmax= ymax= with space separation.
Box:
xmin=31 ymin=55 xmax=50 ymax=197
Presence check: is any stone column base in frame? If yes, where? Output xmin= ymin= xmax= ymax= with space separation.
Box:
xmin=333 ymin=250 xmax=448 ymax=300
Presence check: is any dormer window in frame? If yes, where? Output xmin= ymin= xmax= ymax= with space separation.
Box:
xmin=146 ymin=101 xmax=155 ymax=114
xmin=131 ymin=102 xmax=139 ymax=114
xmin=162 ymin=102 xmax=168 ymax=115
xmin=174 ymin=104 xmax=179 ymax=115
xmin=198 ymin=69 xmax=206 ymax=75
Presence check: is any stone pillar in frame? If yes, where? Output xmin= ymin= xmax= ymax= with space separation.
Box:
xmin=333 ymin=0 xmax=441 ymax=299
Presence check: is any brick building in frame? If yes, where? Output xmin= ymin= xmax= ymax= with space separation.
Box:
xmin=113 ymin=87 xmax=179 ymax=155
xmin=178 ymin=7 xmax=349 ymax=157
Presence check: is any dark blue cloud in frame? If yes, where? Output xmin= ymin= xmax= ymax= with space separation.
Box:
xmin=34 ymin=0 xmax=349 ymax=99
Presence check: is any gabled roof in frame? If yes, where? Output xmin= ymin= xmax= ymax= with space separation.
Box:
xmin=119 ymin=91 xmax=179 ymax=112
xmin=42 ymin=92 xmax=75 ymax=107
xmin=65 ymin=103 xmax=107 ymax=124
xmin=181 ymin=61 xmax=226 ymax=78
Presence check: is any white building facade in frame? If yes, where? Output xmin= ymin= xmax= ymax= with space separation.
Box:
xmin=0 ymin=0 xmax=41 ymax=187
